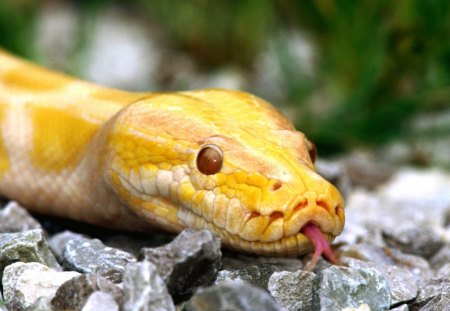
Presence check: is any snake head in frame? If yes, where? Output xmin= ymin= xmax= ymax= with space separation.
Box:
xmin=104 ymin=89 xmax=344 ymax=258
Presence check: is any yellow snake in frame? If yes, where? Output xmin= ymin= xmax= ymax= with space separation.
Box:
xmin=0 ymin=49 xmax=344 ymax=259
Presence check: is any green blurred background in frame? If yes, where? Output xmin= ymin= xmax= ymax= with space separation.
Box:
xmin=0 ymin=0 xmax=449 ymax=166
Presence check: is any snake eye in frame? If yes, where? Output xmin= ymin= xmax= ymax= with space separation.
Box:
xmin=196 ymin=144 xmax=223 ymax=175
xmin=306 ymin=140 xmax=317 ymax=163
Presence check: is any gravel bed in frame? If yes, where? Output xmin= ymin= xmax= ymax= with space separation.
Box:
xmin=0 ymin=157 xmax=449 ymax=311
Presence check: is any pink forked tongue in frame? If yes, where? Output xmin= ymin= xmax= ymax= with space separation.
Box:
xmin=301 ymin=223 xmax=340 ymax=271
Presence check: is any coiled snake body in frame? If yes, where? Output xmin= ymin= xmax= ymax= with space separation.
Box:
xmin=0 ymin=50 xmax=344 ymax=259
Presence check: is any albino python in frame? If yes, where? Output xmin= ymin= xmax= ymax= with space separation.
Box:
xmin=0 ymin=49 xmax=344 ymax=266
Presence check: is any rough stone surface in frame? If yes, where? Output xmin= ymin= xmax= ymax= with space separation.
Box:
xmin=47 ymin=230 xmax=86 ymax=261
xmin=343 ymin=257 xmax=418 ymax=306
xmin=410 ymin=278 xmax=450 ymax=310
xmin=122 ymin=261 xmax=175 ymax=311
xmin=140 ymin=229 xmax=221 ymax=302
xmin=104 ymin=233 xmax=170 ymax=257
xmin=81 ymin=291 xmax=119 ymax=311
xmin=336 ymin=169 xmax=450 ymax=246
xmin=315 ymin=265 xmax=391 ymax=311
xmin=268 ymin=270 xmax=316 ymax=311
xmin=62 ymin=236 xmax=136 ymax=283
xmin=417 ymin=292 xmax=450 ymax=311
xmin=215 ymin=264 xmax=282 ymax=290
xmin=339 ymin=243 xmax=433 ymax=284
xmin=0 ymin=229 xmax=60 ymax=280
xmin=2 ymin=262 xmax=80 ymax=311
xmin=0 ymin=202 xmax=42 ymax=233
xmin=221 ymin=252 xmax=302 ymax=271
xmin=382 ymin=226 xmax=444 ymax=259
xmin=184 ymin=280 xmax=281 ymax=311
xmin=436 ymin=262 xmax=450 ymax=279
xmin=430 ymin=244 xmax=450 ymax=270
xmin=51 ymin=273 xmax=123 ymax=311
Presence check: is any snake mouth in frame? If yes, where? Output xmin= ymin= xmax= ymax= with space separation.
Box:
xmin=217 ymin=223 xmax=338 ymax=258
xmin=214 ymin=195 xmax=345 ymax=258
xmin=174 ymin=199 xmax=341 ymax=258
xmin=300 ymin=222 xmax=341 ymax=269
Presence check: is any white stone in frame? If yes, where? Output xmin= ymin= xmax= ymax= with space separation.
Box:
xmin=378 ymin=168 xmax=450 ymax=206
xmin=81 ymin=291 xmax=119 ymax=311
xmin=3 ymin=262 xmax=80 ymax=310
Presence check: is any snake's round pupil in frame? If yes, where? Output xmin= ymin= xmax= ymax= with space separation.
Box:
xmin=196 ymin=145 xmax=223 ymax=175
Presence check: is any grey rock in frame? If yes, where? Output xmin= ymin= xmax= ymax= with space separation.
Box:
xmin=2 ymin=262 xmax=80 ymax=311
xmin=342 ymin=152 xmax=393 ymax=189
xmin=104 ymin=234 xmax=169 ymax=258
xmin=436 ymin=262 xmax=450 ymax=279
xmin=140 ymin=229 xmax=221 ymax=302
xmin=81 ymin=291 xmax=119 ymax=311
xmin=215 ymin=264 xmax=282 ymax=290
xmin=314 ymin=265 xmax=391 ymax=311
xmin=47 ymin=230 xmax=86 ymax=261
xmin=0 ymin=229 xmax=60 ymax=280
xmin=338 ymin=169 xmax=450 ymax=245
xmin=410 ymin=278 xmax=450 ymax=310
xmin=268 ymin=270 xmax=315 ymax=311
xmin=62 ymin=236 xmax=136 ymax=283
xmin=221 ymin=252 xmax=302 ymax=271
xmin=51 ymin=273 xmax=123 ymax=311
xmin=0 ymin=202 xmax=42 ymax=233
xmin=382 ymin=226 xmax=444 ymax=259
xmin=430 ymin=244 xmax=450 ymax=270
xmin=184 ymin=280 xmax=281 ymax=311
xmin=339 ymin=243 xmax=433 ymax=283
xmin=343 ymin=257 xmax=417 ymax=306
xmin=417 ymin=292 xmax=450 ymax=311
xmin=122 ymin=261 xmax=175 ymax=311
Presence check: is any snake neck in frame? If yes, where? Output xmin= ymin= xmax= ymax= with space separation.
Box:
xmin=0 ymin=50 xmax=155 ymax=229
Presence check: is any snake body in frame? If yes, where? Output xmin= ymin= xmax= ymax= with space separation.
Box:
xmin=0 ymin=50 xmax=344 ymax=257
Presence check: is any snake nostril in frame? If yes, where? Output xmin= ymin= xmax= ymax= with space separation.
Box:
xmin=270 ymin=180 xmax=282 ymax=191
xmin=293 ymin=200 xmax=308 ymax=214
xmin=317 ymin=200 xmax=328 ymax=211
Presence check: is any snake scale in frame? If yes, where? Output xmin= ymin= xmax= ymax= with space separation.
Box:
xmin=0 ymin=49 xmax=344 ymax=262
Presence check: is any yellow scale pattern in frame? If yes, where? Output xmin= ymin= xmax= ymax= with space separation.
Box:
xmin=30 ymin=106 xmax=99 ymax=170
xmin=0 ymin=49 xmax=345 ymax=257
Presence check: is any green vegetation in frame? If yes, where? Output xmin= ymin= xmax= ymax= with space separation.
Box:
xmin=0 ymin=0 xmax=448 ymax=155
